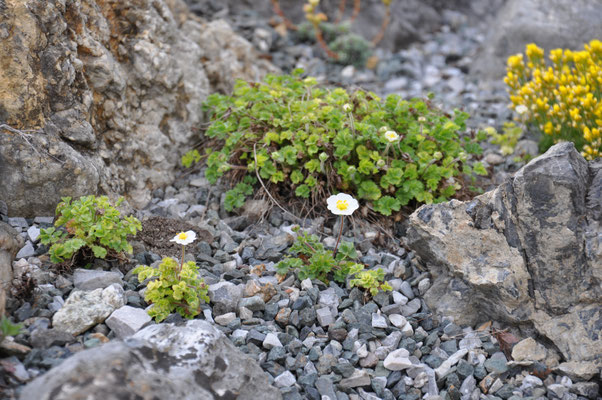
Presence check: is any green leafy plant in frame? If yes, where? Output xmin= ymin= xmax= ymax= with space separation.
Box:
xmin=201 ymin=71 xmax=486 ymax=216
xmin=224 ymin=176 xmax=256 ymax=212
xmin=276 ymin=227 xmax=390 ymax=296
xmin=181 ymin=149 xmax=201 ymax=168
xmin=0 ymin=316 xmax=22 ymax=342
xmin=39 ymin=196 xmax=142 ymax=264
xmin=485 ymin=122 xmax=523 ymax=156
xmin=348 ymin=264 xmax=392 ymax=296
xmin=134 ymin=231 xmax=209 ymax=322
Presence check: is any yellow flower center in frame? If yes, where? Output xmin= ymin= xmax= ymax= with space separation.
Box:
xmin=178 ymin=232 xmax=187 ymax=240
xmin=336 ymin=200 xmax=349 ymax=211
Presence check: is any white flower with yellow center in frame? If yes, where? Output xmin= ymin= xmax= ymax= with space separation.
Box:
xmin=343 ymin=103 xmax=352 ymax=112
xmin=384 ymin=130 xmax=400 ymax=142
xmin=327 ymin=193 xmax=359 ymax=216
xmin=515 ymin=104 xmax=529 ymax=115
xmin=170 ymin=230 xmax=197 ymax=246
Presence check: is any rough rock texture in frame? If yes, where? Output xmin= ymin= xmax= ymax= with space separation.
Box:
xmin=472 ymin=0 xmax=602 ymax=79
xmin=0 ymin=0 xmax=276 ymax=217
xmin=20 ymin=319 xmax=282 ymax=400
xmin=187 ymin=0 xmax=504 ymax=51
xmin=0 ymin=222 xmax=23 ymax=315
xmin=52 ymin=283 xmax=126 ymax=335
xmin=406 ymin=143 xmax=602 ymax=365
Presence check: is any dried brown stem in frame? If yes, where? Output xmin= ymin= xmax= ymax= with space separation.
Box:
xmin=270 ymin=0 xmax=297 ymax=31
xmin=314 ymin=22 xmax=339 ymax=60
xmin=351 ymin=0 xmax=361 ymax=22
xmin=371 ymin=4 xmax=391 ymax=46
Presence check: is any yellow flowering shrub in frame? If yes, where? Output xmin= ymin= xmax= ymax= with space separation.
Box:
xmin=505 ymin=40 xmax=602 ymax=160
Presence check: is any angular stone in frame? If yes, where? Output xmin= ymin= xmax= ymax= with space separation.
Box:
xmin=383 ymin=348 xmax=412 ymax=371
xmin=434 ymin=349 xmax=468 ymax=379
xmin=238 ymin=295 xmax=265 ymax=312
xmin=372 ymin=313 xmax=388 ymax=329
xmin=16 ymin=241 xmax=35 ymax=259
xmin=274 ymin=370 xmax=296 ymax=388
xmin=73 ymin=269 xmax=123 ymax=291
xmin=105 ymin=306 xmax=152 ymax=338
xmin=511 ymin=337 xmax=547 ymax=362
xmin=52 ymin=284 xmax=125 ymax=336
xmin=339 ymin=369 xmax=371 ymax=388
xmin=27 ymin=226 xmax=41 ymax=243
xmin=316 ymin=307 xmax=334 ymax=327
xmin=209 ymin=281 xmax=243 ymax=315
xmin=30 ymin=328 xmax=75 ymax=349
xmin=388 ymin=314 xmax=407 ymax=328
xmin=214 ymin=312 xmax=236 ymax=326
xmin=263 ymin=333 xmax=282 ymax=350
xmin=20 ymin=320 xmax=281 ymax=399
xmin=554 ymin=360 xmax=599 ymax=381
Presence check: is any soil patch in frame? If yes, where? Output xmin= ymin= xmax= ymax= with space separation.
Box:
xmin=135 ymin=216 xmax=214 ymax=258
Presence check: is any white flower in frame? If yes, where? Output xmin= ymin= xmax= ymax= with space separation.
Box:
xmin=515 ymin=104 xmax=529 ymax=115
xmin=418 ymin=116 xmax=426 ymax=122
xmin=327 ymin=193 xmax=359 ymax=216
xmin=379 ymin=126 xmax=389 ymax=133
xmin=170 ymin=230 xmax=197 ymax=246
xmin=343 ymin=103 xmax=352 ymax=112
xmin=384 ymin=130 xmax=399 ymax=142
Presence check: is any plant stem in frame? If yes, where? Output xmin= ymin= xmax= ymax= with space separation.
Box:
xmin=179 ymin=245 xmax=185 ymax=277
xmin=333 ymin=215 xmax=345 ymax=258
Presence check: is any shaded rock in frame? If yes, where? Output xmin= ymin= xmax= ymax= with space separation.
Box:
xmin=0 ymin=0 xmax=276 ymax=217
xmin=30 ymin=328 xmax=75 ymax=349
xmin=473 ymin=0 xmax=602 ymax=80
xmin=406 ymin=143 xmax=602 ymax=365
xmin=209 ymin=281 xmax=243 ymax=315
xmin=73 ymin=269 xmax=123 ymax=291
xmin=52 ymin=284 xmax=125 ymax=336
xmin=20 ymin=320 xmax=282 ymax=400
xmin=339 ymin=369 xmax=371 ymax=388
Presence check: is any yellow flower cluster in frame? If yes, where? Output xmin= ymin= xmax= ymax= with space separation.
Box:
xmin=505 ymin=40 xmax=602 ymax=160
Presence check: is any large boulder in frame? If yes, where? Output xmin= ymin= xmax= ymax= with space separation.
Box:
xmin=187 ymin=0 xmax=504 ymax=51
xmin=20 ymin=319 xmax=282 ymax=400
xmin=0 ymin=0 xmax=276 ymax=217
xmin=472 ymin=0 xmax=602 ymax=80
xmin=406 ymin=143 xmax=602 ymax=365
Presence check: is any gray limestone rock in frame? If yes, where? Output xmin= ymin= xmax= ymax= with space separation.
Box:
xmin=105 ymin=305 xmax=152 ymax=339
xmin=406 ymin=143 xmax=602 ymax=365
xmin=73 ymin=269 xmax=124 ymax=291
xmin=0 ymin=0 xmax=276 ymax=217
xmin=52 ymin=284 xmax=126 ymax=336
xmin=20 ymin=320 xmax=282 ymax=400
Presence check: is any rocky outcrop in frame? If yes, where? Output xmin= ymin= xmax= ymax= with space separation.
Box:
xmin=0 ymin=0 xmax=276 ymax=217
xmin=20 ymin=319 xmax=282 ymax=400
xmin=406 ymin=143 xmax=602 ymax=365
xmin=472 ymin=0 xmax=602 ymax=79
xmin=187 ymin=0 xmax=504 ymax=51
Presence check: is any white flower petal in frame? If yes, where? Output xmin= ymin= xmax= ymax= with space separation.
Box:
xmin=327 ymin=193 xmax=359 ymax=215
xmin=170 ymin=230 xmax=197 ymax=246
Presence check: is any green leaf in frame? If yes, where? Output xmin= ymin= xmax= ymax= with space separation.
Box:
xmin=358 ymin=180 xmax=381 ymax=200
xmin=295 ymin=184 xmax=310 ymax=198
xmin=374 ymin=196 xmax=401 ymax=216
